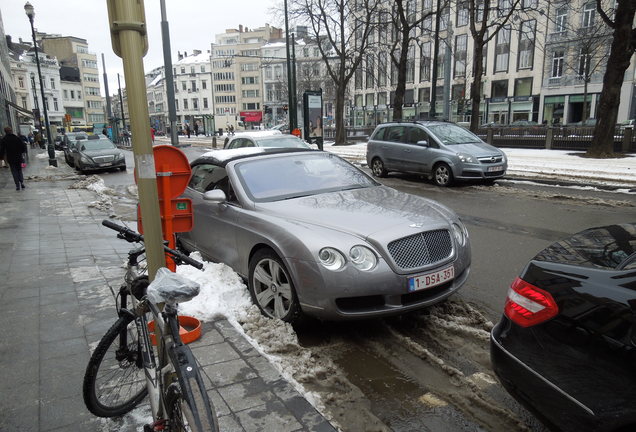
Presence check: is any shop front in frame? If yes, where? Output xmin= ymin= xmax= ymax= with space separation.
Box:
xmin=543 ymin=95 xmax=565 ymax=125
xmin=240 ymin=111 xmax=263 ymax=129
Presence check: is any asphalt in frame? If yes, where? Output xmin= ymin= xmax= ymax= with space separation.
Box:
xmin=0 ymin=148 xmax=336 ymax=432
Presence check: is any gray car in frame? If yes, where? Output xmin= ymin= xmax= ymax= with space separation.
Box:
xmin=72 ymin=136 xmax=126 ymax=173
xmin=178 ymin=148 xmax=471 ymax=323
xmin=366 ymin=121 xmax=507 ymax=186
xmin=224 ymin=131 xmax=310 ymax=149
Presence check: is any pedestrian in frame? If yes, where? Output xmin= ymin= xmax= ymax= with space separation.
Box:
xmin=229 ymin=124 xmax=234 ymax=135
xmin=186 ymin=124 xmax=191 ymax=138
xmin=150 ymin=127 xmax=155 ymax=143
xmin=28 ymin=132 xmax=35 ymax=149
xmin=0 ymin=126 xmax=27 ymax=190
xmin=194 ymin=122 xmax=199 ymax=137
xmin=102 ymin=127 xmax=108 ymax=137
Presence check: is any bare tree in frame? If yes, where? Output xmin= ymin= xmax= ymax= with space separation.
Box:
xmin=588 ymin=0 xmax=636 ymax=157
xmin=289 ymin=0 xmax=380 ymax=144
xmin=375 ymin=0 xmax=437 ymax=121
xmin=467 ymin=0 xmax=523 ymax=131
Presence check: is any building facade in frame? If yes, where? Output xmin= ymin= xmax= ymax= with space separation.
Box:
xmin=350 ymin=0 xmax=635 ymax=127
xmin=41 ymin=35 xmax=104 ymax=126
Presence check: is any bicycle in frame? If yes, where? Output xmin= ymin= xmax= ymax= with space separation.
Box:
xmin=83 ymin=219 xmax=218 ymax=432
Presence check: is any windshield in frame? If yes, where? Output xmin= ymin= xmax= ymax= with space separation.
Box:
xmin=427 ymin=124 xmax=482 ymax=145
xmin=258 ymin=137 xmax=308 ymax=148
xmin=83 ymin=139 xmax=116 ymax=151
xmin=235 ymin=153 xmax=377 ymax=201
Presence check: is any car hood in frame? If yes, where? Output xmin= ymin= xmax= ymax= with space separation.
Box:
xmin=448 ymin=142 xmax=503 ymax=157
xmin=533 ymin=223 xmax=636 ymax=270
xmin=82 ymin=149 xmax=119 ymax=158
xmin=256 ymin=186 xmax=456 ymax=243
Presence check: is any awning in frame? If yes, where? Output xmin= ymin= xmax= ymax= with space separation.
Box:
xmin=240 ymin=111 xmax=262 ymax=122
xmin=5 ymin=100 xmax=33 ymax=117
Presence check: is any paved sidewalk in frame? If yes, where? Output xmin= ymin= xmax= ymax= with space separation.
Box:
xmin=0 ymin=149 xmax=336 ymax=432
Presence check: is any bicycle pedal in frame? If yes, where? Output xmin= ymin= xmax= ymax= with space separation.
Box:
xmin=143 ymin=419 xmax=167 ymax=431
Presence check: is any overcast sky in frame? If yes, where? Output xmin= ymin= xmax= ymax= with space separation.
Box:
xmin=1 ymin=0 xmax=280 ymax=95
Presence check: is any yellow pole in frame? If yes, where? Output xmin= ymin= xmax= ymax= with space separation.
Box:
xmin=107 ymin=0 xmax=165 ymax=278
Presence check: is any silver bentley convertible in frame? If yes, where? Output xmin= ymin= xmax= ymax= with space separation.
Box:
xmin=178 ymin=148 xmax=471 ymax=322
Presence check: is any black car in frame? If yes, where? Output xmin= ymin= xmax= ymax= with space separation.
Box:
xmin=491 ymin=223 xmax=636 ymax=432
xmin=62 ymin=132 xmax=88 ymax=166
xmin=72 ymin=135 xmax=126 ymax=173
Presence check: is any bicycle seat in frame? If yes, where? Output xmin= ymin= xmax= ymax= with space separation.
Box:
xmin=147 ymin=268 xmax=200 ymax=306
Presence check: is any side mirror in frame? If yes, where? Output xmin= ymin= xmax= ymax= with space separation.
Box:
xmin=417 ymin=140 xmax=429 ymax=147
xmin=80 ymin=145 xmax=86 ymax=151
xmin=203 ymin=189 xmax=226 ymax=203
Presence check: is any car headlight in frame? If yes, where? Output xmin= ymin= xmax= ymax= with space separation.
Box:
xmin=501 ymin=153 xmax=507 ymax=163
xmin=318 ymin=247 xmax=346 ymax=271
xmin=452 ymin=222 xmax=468 ymax=246
xmin=80 ymin=155 xmax=91 ymax=163
xmin=117 ymin=152 xmax=125 ymax=160
xmin=349 ymin=245 xmax=377 ymax=271
xmin=457 ymin=152 xmax=476 ymax=163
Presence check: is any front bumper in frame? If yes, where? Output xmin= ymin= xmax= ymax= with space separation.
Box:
xmin=453 ymin=163 xmax=507 ymax=180
xmin=78 ymin=159 xmax=126 ymax=171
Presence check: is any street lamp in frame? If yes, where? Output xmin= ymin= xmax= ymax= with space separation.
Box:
xmin=24 ymin=2 xmax=56 ymax=166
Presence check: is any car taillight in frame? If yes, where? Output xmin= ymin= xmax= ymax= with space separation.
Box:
xmin=504 ymin=277 xmax=558 ymax=327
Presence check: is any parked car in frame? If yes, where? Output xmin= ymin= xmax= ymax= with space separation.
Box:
xmin=567 ymin=118 xmax=597 ymax=127
xmin=178 ymin=148 xmax=471 ymax=323
xmin=490 ymin=223 xmax=636 ymax=432
xmin=366 ymin=121 xmax=507 ymax=186
xmin=72 ymin=135 xmax=126 ymax=173
xmin=62 ymin=132 xmax=88 ymax=167
xmin=223 ymin=131 xmax=310 ymax=149
xmin=54 ymin=135 xmax=64 ymax=150
xmin=270 ymin=123 xmax=290 ymax=133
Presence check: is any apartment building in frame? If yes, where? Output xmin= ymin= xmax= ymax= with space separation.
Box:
xmin=41 ymin=35 xmax=104 ymax=126
xmin=0 ymin=12 xmax=17 ymax=130
xmin=350 ymin=0 xmax=635 ymax=126
xmin=172 ymin=50 xmax=214 ymax=134
xmin=211 ymin=24 xmax=282 ymax=131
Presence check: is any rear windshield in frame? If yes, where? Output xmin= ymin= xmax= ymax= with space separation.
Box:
xmin=427 ymin=124 xmax=482 ymax=145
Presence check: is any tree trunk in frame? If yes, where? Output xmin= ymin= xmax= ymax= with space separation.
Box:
xmin=335 ymin=83 xmax=347 ymax=144
xmin=469 ymin=37 xmax=485 ymax=132
xmin=588 ymin=1 xmax=636 ymax=157
xmin=392 ymin=39 xmax=410 ymax=121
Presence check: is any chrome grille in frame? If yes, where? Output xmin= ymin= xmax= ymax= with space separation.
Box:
xmin=478 ymin=156 xmax=503 ymax=164
xmin=93 ymin=155 xmax=115 ymax=163
xmin=387 ymin=229 xmax=452 ymax=270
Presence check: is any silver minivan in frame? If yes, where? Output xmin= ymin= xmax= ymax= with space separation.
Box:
xmin=366 ymin=121 xmax=507 ymax=186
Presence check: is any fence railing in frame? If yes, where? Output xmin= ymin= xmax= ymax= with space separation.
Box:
xmin=476 ymin=126 xmax=636 ymax=153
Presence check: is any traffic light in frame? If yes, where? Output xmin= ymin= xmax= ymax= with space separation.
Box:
xmin=282 ymin=105 xmax=288 ymax=112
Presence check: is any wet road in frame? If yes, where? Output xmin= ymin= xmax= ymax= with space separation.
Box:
xmin=99 ymin=146 xmax=636 ymax=431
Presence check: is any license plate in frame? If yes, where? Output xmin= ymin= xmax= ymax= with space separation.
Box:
xmin=408 ymin=265 xmax=454 ymax=292
xmin=99 ymin=162 xmax=112 ymax=167
xmin=487 ymin=165 xmax=504 ymax=172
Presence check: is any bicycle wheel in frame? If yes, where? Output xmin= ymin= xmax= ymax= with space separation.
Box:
xmin=83 ymin=314 xmax=148 ymax=417
xmin=165 ymin=350 xmax=218 ymax=431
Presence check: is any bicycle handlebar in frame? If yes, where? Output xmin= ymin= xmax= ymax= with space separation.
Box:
xmin=102 ymin=219 xmax=204 ymax=270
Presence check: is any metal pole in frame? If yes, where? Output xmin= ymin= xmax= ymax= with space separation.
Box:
xmin=429 ymin=0 xmax=442 ymax=119
xmin=25 ymin=6 xmax=56 ymax=166
xmin=160 ymin=0 xmax=179 ymax=146
xmin=284 ymin=0 xmax=294 ymax=130
xmin=107 ymin=0 xmax=165 ymax=278
xmin=117 ymin=73 xmax=126 ymax=131
xmin=101 ymin=53 xmax=118 ymax=142
xmin=290 ymin=32 xmax=298 ymax=131
xmin=443 ymin=22 xmax=452 ymax=121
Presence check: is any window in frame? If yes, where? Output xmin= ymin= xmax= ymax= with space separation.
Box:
xmin=215 ymin=95 xmax=236 ymax=104
xmin=84 ymin=73 xmax=99 ymax=82
xmin=241 ymin=63 xmax=259 ymax=71
xmin=192 ymin=98 xmax=198 ymax=110
xmin=203 ymin=97 xmax=208 ymax=109
xmin=53 ymin=98 xmax=59 ymax=111
xmin=522 ymin=0 xmax=537 ymax=8
xmin=21 ymin=96 xmax=27 ymax=108
xmin=182 ymin=81 xmax=187 ymax=90
xmin=583 ymin=2 xmax=595 ymax=27
xmin=366 ymin=54 xmax=375 ymax=89
xmin=183 ymin=99 xmax=188 ymax=109
xmin=556 ymin=7 xmax=567 ymax=33
xmin=265 ymin=67 xmax=273 ymax=79
xmin=70 ymin=90 xmax=75 ymax=99
xmin=200 ymin=65 xmax=206 ymax=73
xmin=173 ymin=68 xmax=177 ymax=76
xmin=491 ymin=80 xmax=508 ymax=98
xmin=191 ymin=80 xmax=196 ymax=91
xmin=355 ymin=68 xmax=363 ymax=89
xmin=454 ymin=35 xmax=467 ymax=77
xmin=578 ymin=49 xmax=591 ymax=77
xmin=378 ymin=52 xmax=388 ymax=86
xmin=498 ymin=0 xmax=512 ymax=16
xmin=181 ymin=67 xmax=186 ymax=74
xmin=514 ymin=77 xmax=533 ymax=97
xmin=378 ymin=92 xmax=388 ymax=106
xmin=78 ymin=91 xmax=81 ymax=100
xmin=76 ymin=45 xmax=89 ymax=54
xmin=18 ymin=77 xmax=24 ymax=88
xmin=190 ymin=66 xmax=195 ymax=74
xmin=87 ymin=87 xmax=100 ymax=96
xmin=242 ymin=89 xmax=260 ymax=98
xmin=420 ymin=43 xmax=431 ymax=82
xmin=241 ymin=76 xmax=258 ymax=85
xmin=50 ymin=77 xmax=55 ymax=89
xmin=82 ymin=59 xmax=98 ymax=68
xmin=495 ymin=26 xmax=511 ymax=72
xmin=518 ymin=20 xmax=536 ymax=70
xmin=175 ymin=99 xmax=179 ymax=110
xmin=365 ymin=93 xmax=374 ymax=107
xmin=418 ymin=87 xmax=430 ymax=104
xmin=551 ymin=51 xmax=564 ymax=77
xmin=439 ymin=6 xmax=450 ymax=30
xmin=406 ymin=45 xmax=415 ymax=83
xmin=457 ymin=2 xmax=469 ymax=26
xmin=202 ymin=80 xmax=207 ymax=89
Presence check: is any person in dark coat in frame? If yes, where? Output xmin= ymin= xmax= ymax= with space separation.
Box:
xmin=0 ymin=126 xmax=27 ymax=190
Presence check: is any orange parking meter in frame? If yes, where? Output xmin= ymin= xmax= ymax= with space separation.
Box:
xmin=136 ymin=145 xmax=193 ymax=271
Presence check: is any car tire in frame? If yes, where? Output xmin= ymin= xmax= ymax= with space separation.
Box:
xmin=433 ymin=163 xmax=453 ymax=187
xmin=119 ymin=166 xmax=126 ymax=172
xmin=248 ymin=249 xmax=301 ymax=323
xmin=371 ymin=158 xmax=388 ymax=178
xmin=483 ymin=178 xmax=496 ymax=186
